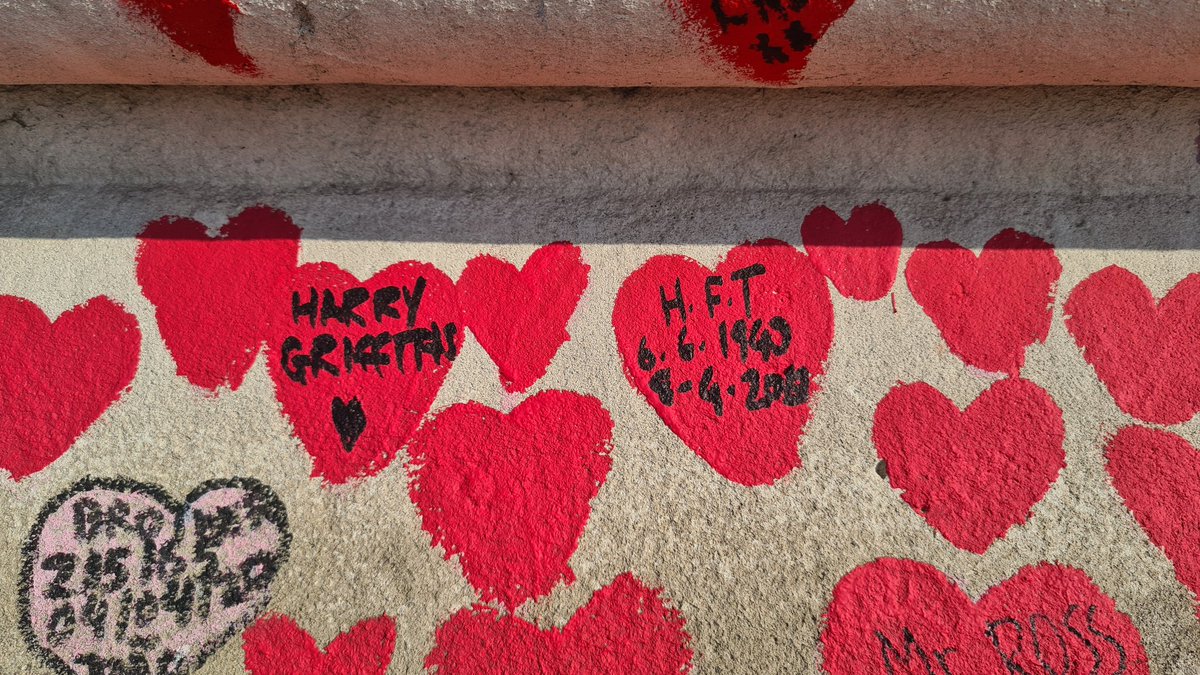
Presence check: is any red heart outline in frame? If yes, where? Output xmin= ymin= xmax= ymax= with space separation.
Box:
xmin=873 ymin=378 xmax=1065 ymax=553
xmin=612 ymin=241 xmax=834 ymax=486
xmin=0 ymin=296 xmax=140 ymax=481
xmin=822 ymin=558 xmax=1149 ymax=674
xmin=426 ymin=573 xmax=693 ymax=674
xmin=1065 ymin=266 xmax=1200 ymax=425
xmin=801 ymin=203 xmax=903 ymax=301
xmin=905 ymin=229 xmax=1061 ymax=376
xmin=243 ymin=614 xmax=396 ymax=675
xmin=137 ymin=206 xmax=300 ymax=393
xmin=457 ymin=243 xmax=590 ymax=393
xmin=267 ymin=260 xmax=462 ymax=485
xmin=408 ymin=391 xmax=613 ymax=609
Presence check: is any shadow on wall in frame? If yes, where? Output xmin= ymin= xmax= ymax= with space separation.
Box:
xmin=0 ymin=85 xmax=1199 ymax=246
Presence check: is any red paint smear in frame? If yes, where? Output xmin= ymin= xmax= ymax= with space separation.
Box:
xmin=668 ymin=0 xmax=855 ymax=84
xmin=137 ymin=206 xmax=300 ymax=393
xmin=801 ymin=203 xmax=903 ymax=301
xmin=1107 ymin=425 xmax=1200 ymax=620
xmin=426 ymin=573 xmax=693 ymax=674
xmin=822 ymin=558 xmax=1149 ymax=674
xmin=266 ymin=261 xmax=462 ymax=485
xmin=1064 ymin=266 xmax=1200 ymax=425
xmin=408 ymin=391 xmax=613 ymax=609
xmin=905 ymin=228 xmax=1061 ymax=377
xmin=0 ymin=296 xmax=139 ymax=481
xmin=612 ymin=241 xmax=834 ymax=486
xmin=120 ymin=0 xmax=259 ymax=75
xmin=243 ymin=614 xmax=396 ymax=675
xmin=873 ymin=378 xmax=1065 ymax=553
xmin=458 ymin=243 xmax=590 ymax=393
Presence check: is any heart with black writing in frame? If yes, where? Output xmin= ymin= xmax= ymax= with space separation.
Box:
xmin=20 ymin=477 xmax=290 ymax=675
xmin=1107 ymin=425 xmax=1200 ymax=620
xmin=137 ymin=206 xmax=301 ymax=393
xmin=668 ymin=0 xmax=856 ymax=84
xmin=801 ymin=203 xmax=903 ymax=301
xmin=407 ymin=391 xmax=613 ymax=609
xmin=426 ymin=573 xmax=693 ymax=673
xmin=873 ymin=378 xmax=1065 ymax=553
xmin=822 ymin=558 xmax=1149 ymax=674
xmin=612 ymin=241 xmax=834 ymax=486
xmin=243 ymin=614 xmax=396 ymax=675
xmin=0 ymin=295 xmax=140 ymax=482
xmin=1065 ymin=267 xmax=1200 ymax=425
xmin=267 ymin=261 xmax=462 ymax=485
xmin=457 ymin=243 xmax=590 ymax=393
xmin=905 ymin=229 xmax=1061 ymax=376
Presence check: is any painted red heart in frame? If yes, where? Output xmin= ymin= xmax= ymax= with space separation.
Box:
xmin=267 ymin=261 xmax=462 ymax=485
xmin=0 ymin=296 xmax=139 ymax=481
xmin=243 ymin=614 xmax=396 ymax=675
xmin=457 ymin=243 xmax=590 ymax=393
xmin=1065 ymin=267 xmax=1200 ymax=425
xmin=822 ymin=558 xmax=1149 ymax=674
xmin=408 ymin=391 xmax=613 ymax=609
xmin=668 ymin=0 xmax=856 ymax=84
xmin=1107 ymin=425 xmax=1200 ymax=620
xmin=612 ymin=240 xmax=834 ymax=486
xmin=426 ymin=573 xmax=693 ymax=674
xmin=119 ymin=0 xmax=259 ymax=75
xmin=137 ymin=206 xmax=300 ymax=393
xmin=905 ymin=228 xmax=1061 ymax=376
xmin=873 ymin=378 xmax=1065 ymax=553
xmin=801 ymin=203 xmax=903 ymax=301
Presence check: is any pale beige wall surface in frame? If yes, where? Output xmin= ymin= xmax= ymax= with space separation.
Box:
xmin=0 ymin=86 xmax=1199 ymax=673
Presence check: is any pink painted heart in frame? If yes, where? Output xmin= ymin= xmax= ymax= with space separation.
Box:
xmin=1107 ymin=425 xmax=1200 ymax=620
xmin=407 ymin=391 xmax=613 ymax=609
xmin=1065 ymin=267 xmax=1200 ymax=425
xmin=426 ymin=573 xmax=693 ymax=674
xmin=822 ymin=558 xmax=1149 ymax=674
xmin=120 ymin=0 xmax=259 ymax=75
xmin=873 ymin=378 xmax=1065 ymax=553
xmin=905 ymin=228 xmax=1061 ymax=376
xmin=457 ymin=243 xmax=590 ymax=393
xmin=244 ymin=614 xmax=396 ymax=675
xmin=137 ymin=206 xmax=300 ymax=393
xmin=801 ymin=203 xmax=903 ymax=301
xmin=612 ymin=240 xmax=834 ymax=486
xmin=0 ymin=295 xmax=140 ymax=481
xmin=21 ymin=477 xmax=290 ymax=675
xmin=267 ymin=261 xmax=462 ymax=485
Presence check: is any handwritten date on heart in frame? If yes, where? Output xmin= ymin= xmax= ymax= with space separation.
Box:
xmin=20 ymin=477 xmax=290 ymax=675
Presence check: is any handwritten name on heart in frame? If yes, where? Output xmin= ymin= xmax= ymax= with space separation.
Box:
xmin=243 ymin=614 xmax=396 ymax=675
xmin=425 ymin=573 xmax=693 ymax=674
xmin=457 ymin=243 xmax=590 ymax=393
xmin=801 ymin=203 xmax=903 ymax=301
xmin=20 ymin=477 xmax=290 ymax=675
xmin=612 ymin=241 xmax=834 ymax=486
xmin=1107 ymin=425 xmax=1200 ymax=620
xmin=873 ymin=378 xmax=1065 ymax=553
xmin=0 ymin=296 xmax=140 ymax=481
xmin=268 ymin=261 xmax=462 ymax=485
xmin=905 ymin=229 xmax=1061 ymax=376
xmin=668 ymin=0 xmax=856 ymax=84
xmin=1065 ymin=266 xmax=1200 ymax=425
xmin=407 ymin=391 xmax=613 ymax=609
xmin=137 ymin=206 xmax=300 ymax=393
xmin=822 ymin=558 xmax=1150 ymax=675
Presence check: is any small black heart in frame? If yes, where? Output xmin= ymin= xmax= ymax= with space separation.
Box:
xmin=332 ymin=396 xmax=367 ymax=453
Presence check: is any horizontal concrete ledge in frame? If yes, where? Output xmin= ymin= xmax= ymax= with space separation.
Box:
xmin=3 ymin=0 xmax=1200 ymax=86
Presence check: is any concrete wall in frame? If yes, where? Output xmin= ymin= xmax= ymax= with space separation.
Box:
xmin=3 ymin=84 xmax=1200 ymax=673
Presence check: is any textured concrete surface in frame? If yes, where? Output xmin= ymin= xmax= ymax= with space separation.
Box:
xmin=2 ymin=85 xmax=1200 ymax=673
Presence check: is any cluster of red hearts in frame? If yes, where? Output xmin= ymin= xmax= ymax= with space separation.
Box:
xmin=5 ymin=201 xmax=1200 ymax=672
